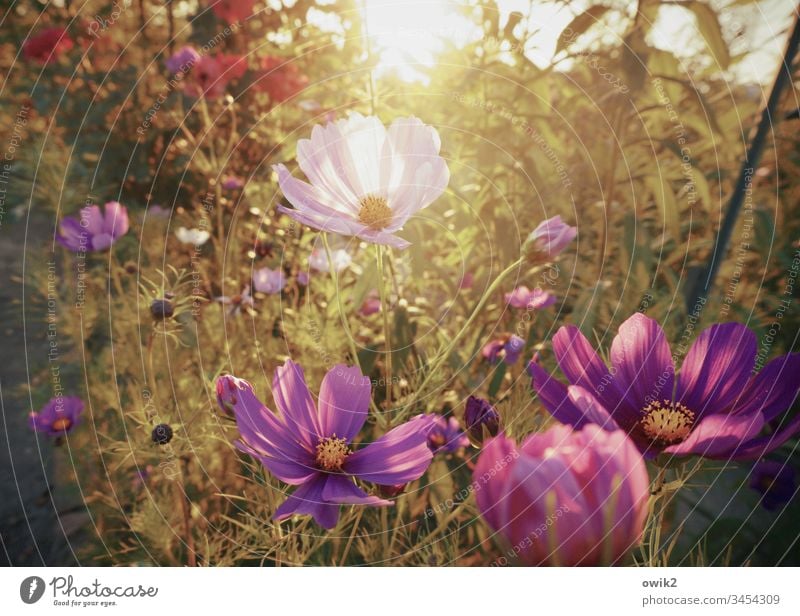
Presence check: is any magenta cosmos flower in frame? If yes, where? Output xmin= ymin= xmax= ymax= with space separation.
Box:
xmin=474 ymin=424 xmax=649 ymax=566
xmin=29 ymin=396 xmax=84 ymax=437
xmin=274 ymin=113 xmax=449 ymax=249
xmin=529 ymin=313 xmax=800 ymax=460
xmin=57 ymin=201 xmax=129 ymax=251
xmin=505 ymin=286 xmax=556 ymax=310
xmin=209 ymin=0 xmax=255 ymax=25
xmin=216 ymin=362 xmax=433 ymax=529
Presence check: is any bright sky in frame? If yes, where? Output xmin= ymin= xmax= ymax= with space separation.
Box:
xmin=358 ymin=0 xmax=796 ymax=84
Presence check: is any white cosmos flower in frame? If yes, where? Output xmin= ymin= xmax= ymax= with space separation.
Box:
xmin=176 ymin=226 xmax=210 ymax=246
xmin=308 ymin=247 xmax=351 ymax=273
xmin=273 ymin=113 xmax=449 ymax=250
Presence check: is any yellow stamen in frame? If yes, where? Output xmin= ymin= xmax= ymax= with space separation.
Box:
xmin=639 ymin=400 xmax=695 ymax=445
xmin=315 ymin=435 xmax=350 ymax=471
xmin=358 ymin=195 xmax=392 ymax=230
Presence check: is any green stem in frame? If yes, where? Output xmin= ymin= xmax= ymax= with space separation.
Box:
xmin=322 ymin=234 xmax=361 ymax=370
xmin=405 ymin=257 xmax=524 ymax=412
xmin=375 ymin=244 xmax=392 ymax=408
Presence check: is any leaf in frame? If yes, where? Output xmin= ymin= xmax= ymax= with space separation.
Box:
xmin=683 ymin=1 xmax=730 ymax=69
xmin=556 ymin=6 xmax=610 ymax=55
xmin=648 ymin=173 xmax=681 ymax=242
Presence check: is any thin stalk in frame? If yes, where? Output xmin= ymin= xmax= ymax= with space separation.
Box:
xmin=322 ymin=234 xmax=361 ymax=370
xmin=375 ymin=244 xmax=392 ymax=407
xmin=647 ymin=466 xmax=668 ymax=566
xmin=405 ymin=257 xmax=524 ymax=412
xmin=338 ymin=508 xmax=364 ymax=566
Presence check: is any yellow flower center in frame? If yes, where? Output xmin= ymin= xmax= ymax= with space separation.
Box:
xmin=51 ymin=417 xmax=72 ymax=431
xmin=639 ymin=400 xmax=695 ymax=446
xmin=315 ymin=436 xmax=350 ymax=471
xmin=357 ymin=195 xmax=392 ymax=230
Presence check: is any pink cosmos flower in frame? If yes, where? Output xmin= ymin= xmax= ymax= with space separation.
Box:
xmin=474 ymin=425 xmax=649 ymax=565
xmin=56 ymin=201 xmax=129 ymax=251
xmin=23 ymin=27 xmax=74 ymax=64
xmin=504 ymin=286 xmax=556 ymax=310
xmin=525 ymin=215 xmax=577 ymax=258
xmin=274 ymin=113 xmax=449 ymax=249
xmin=216 ymin=362 xmax=433 ymax=529
xmin=252 ymin=267 xmax=286 ymax=295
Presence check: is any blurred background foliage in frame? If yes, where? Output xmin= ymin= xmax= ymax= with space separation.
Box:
xmin=0 ymin=0 xmax=798 ymax=565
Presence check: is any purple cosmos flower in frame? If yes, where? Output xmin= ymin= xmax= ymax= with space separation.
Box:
xmin=274 ymin=113 xmax=449 ymax=249
xmin=222 ymin=176 xmax=245 ymax=190
xmin=216 ymin=362 xmax=433 ymax=529
xmin=29 ymin=396 xmax=84 ymax=437
xmin=483 ymin=334 xmax=525 ymax=365
xmin=56 ymin=201 xmax=129 ymax=252
xmin=465 ymin=396 xmax=500 ymax=444
xmin=420 ymin=414 xmax=469 ymax=454
xmin=529 ymin=313 xmax=800 ymax=460
xmin=749 ymin=460 xmax=796 ymax=511
xmin=525 ymin=215 xmax=576 ymax=258
xmin=165 ymin=45 xmax=200 ymax=74
xmin=252 ymin=267 xmax=286 ymax=295
xmin=504 ymin=286 xmax=556 ymax=310
xmin=474 ymin=425 xmax=649 ymax=566
xmin=297 ymin=271 xmax=310 ymax=286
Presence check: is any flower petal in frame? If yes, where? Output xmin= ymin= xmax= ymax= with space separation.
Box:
xmin=317 ymin=365 xmax=371 ymax=443
xmin=609 ymin=313 xmax=675 ymax=413
xmin=726 ymin=414 xmax=800 ymax=460
xmin=529 ymin=360 xmax=596 ymax=429
xmin=727 ymin=353 xmax=800 ymax=421
xmin=271 ymin=360 xmax=324 ymax=446
xmin=344 ymin=415 xmax=433 ymax=484
xmin=217 ymin=376 xmax=317 ymax=484
xmin=552 ymin=325 xmax=637 ymax=425
xmin=664 ymin=411 xmax=765 ymax=458
xmin=677 ymin=323 xmax=757 ymax=415
xmin=273 ymin=475 xmax=340 ymax=529
xmin=321 ymin=474 xmax=393 ymax=506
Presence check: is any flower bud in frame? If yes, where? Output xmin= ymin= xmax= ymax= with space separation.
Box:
xmin=151 ymin=423 xmax=173 ymax=445
xmin=465 ymin=396 xmax=500 ymax=445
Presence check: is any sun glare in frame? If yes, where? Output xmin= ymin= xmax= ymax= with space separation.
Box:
xmin=361 ymin=0 xmax=480 ymax=82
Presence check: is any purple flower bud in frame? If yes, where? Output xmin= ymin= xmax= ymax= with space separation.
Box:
xmin=525 ymin=215 xmax=576 ymax=259
xmin=465 ymin=396 xmax=500 ymax=444
xmin=150 ymin=298 xmax=175 ymax=319
xmin=749 ymin=460 xmax=796 ymax=511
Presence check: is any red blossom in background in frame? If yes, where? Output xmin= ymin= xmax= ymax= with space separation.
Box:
xmin=184 ymin=54 xmax=246 ymax=99
xmin=209 ymin=0 xmax=255 ymax=25
xmin=254 ymin=56 xmax=309 ymax=102
xmin=22 ymin=27 xmax=74 ymax=64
